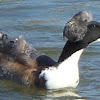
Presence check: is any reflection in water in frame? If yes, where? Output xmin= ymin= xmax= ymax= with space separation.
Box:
xmin=45 ymin=88 xmax=86 ymax=100
xmin=0 ymin=0 xmax=100 ymax=99
xmin=0 ymin=80 xmax=87 ymax=100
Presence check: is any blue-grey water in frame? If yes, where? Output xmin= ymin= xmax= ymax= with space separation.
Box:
xmin=0 ymin=0 xmax=100 ymax=100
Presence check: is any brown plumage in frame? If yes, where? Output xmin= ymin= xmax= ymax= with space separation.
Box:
xmin=0 ymin=11 xmax=100 ymax=89
xmin=0 ymin=33 xmax=55 ymax=88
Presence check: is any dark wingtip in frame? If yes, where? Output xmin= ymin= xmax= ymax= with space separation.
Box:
xmin=36 ymin=55 xmax=57 ymax=67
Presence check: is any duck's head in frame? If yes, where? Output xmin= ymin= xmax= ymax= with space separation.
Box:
xmin=82 ymin=21 xmax=100 ymax=44
xmin=63 ymin=11 xmax=93 ymax=42
xmin=64 ymin=21 xmax=100 ymax=51
xmin=58 ymin=15 xmax=100 ymax=62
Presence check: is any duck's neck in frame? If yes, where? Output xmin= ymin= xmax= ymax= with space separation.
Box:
xmin=58 ymin=49 xmax=83 ymax=69
xmin=58 ymin=41 xmax=87 ymax=62
xmin=58 ymin=21 xmax=100 ymax=63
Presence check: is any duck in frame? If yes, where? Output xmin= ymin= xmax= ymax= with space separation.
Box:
xmin=0 ymin=11 xmax=100 ymax=89
xmin=63 ymin=11 xmax=93 ymax=42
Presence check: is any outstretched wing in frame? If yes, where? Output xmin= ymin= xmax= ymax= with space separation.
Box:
xmin=14 ymin=36 xmax=57 ymax=67
xmin=0 ymin=34 xmax=42 ymax=67
xmin=14 ymin=36 xmax=41 ymax=59
xmin=0 ymin=33 xmax=56 ymax=67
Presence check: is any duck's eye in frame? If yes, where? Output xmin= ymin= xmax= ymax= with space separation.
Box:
xmin=84 ymin=19 xmax=87 ymax=22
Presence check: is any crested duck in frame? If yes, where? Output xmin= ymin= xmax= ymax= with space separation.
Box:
xmin=0 ymin=11 xmax=100 ymax=89
xmin=63 ymin=11 xmax=93 ymax=42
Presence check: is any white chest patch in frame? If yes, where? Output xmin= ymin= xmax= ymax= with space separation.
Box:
xmin=39 ymin=49 xmax=83 ymax=89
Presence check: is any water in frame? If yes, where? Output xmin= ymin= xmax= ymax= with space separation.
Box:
xmin=0 ymin=0 xmax=100 ymax=99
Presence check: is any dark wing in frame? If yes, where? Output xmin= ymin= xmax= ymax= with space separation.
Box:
xmin=36 ymin=55 xmax=56 ymax=67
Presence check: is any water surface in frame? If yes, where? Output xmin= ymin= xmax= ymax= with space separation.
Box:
xmin=0 ymin=0 xmax=100 ymax=99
